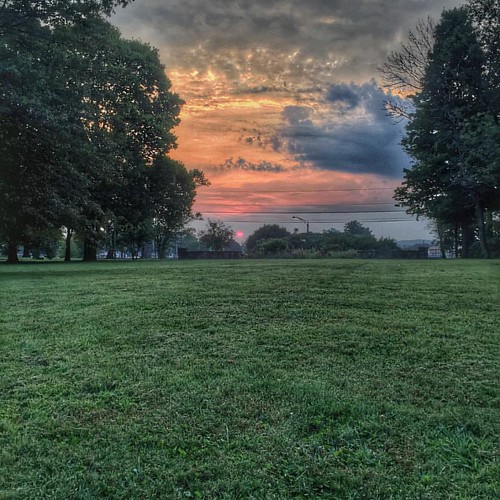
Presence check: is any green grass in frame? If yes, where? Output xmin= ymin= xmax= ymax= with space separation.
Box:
xmin=0 ymin=259 xmax=499 ymax=498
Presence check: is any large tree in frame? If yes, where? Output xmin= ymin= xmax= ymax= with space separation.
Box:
xmin=343 ymin=220 xmax=373 ymax=237
xmin=0 ymin=4 xmax=190 ymax=262
xmin=65 ymin=18 xmax=183 ymax=260
xmin=0 ymin=0 xmax=132 ymax=36
xmin=0 ymin=3 xmax=126 ymax=262
xmin=0 ymin=14 xmax=82 ymax=261
xmin=395 ymin=6 xmax=499 ymax=257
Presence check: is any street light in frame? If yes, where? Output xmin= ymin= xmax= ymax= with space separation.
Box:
xmin=292 ymin=216 xmax=310 ymax=233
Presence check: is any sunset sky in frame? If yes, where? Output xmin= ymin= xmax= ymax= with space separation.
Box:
xmin=112 ymin=0 xmax=464 ymax=241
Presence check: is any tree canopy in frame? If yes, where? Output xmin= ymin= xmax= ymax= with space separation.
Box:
xmin=344 ymin=220 xmax=373 ymax=237
xmin=378 ymin=16 xmax=436 ymax=120
xmin=242 ymin=221 xmax=397 ymax=258
xmin=199 ymin=220 xmax=235 ymax=252
xmin=245 ymin=224 xmax=291 ymax=252
xmin=0 ymin=1 xmax=204 ymax=262
xmin=394 ymin=4 xmax=500 ymax=257
xmin=0 ymin=0 xmax=132 ymax=33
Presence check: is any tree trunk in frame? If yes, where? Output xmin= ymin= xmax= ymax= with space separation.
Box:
xmin=485 ymin=209 xmax=493 ymax=239
xmin=156 ymin=238 xmax=166 ymax=259
xmin=461 ymin=223 xmax=470 ymax=258
xmin=6 ymin=242 xmax=19 ymax=263
xmin=106 ymin=229 xmax=115 ymax=259
xmin=475 ymin=194 xmax=489 ymax=258
xmin=22 ymin=245 xmax=30 ymax=258
xmin=454 ymin=223 xmax=459 ymax=259
xmin=141 ymin=244 xmax=152 ymax=259
xmin=83 ymin=236 xmax=97 ymax=261
xmin=437 ymin=223 xmax=446 ymax=259
xmin=64 ymin=229 xmax=72 ymax=262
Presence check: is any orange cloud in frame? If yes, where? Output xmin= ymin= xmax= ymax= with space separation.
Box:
xmin=166 ymin=68 xmax=404 ymax=225
xmin=169 ymin=71 xmax=296 ymax=169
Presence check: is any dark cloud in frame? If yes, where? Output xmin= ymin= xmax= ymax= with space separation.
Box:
xmin=212 ymin=157 xmax=287 ymax=173
xmin=113 ymin=0 xmax=463 ymax=86
xmin=111 ymin=0 xmax=461 ymax=179
xmin=327 ymin=84 xmax=361 ymax=110
xmin=282 ymin=106 xmax=313 ymax=125
xmin=240 ymin=85 xmax=287 ymax=94
xmin=275 ymin=81 xmax=410 ymax=178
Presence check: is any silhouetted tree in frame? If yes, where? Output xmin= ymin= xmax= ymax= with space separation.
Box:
xmin=246 ymin=224 xmax=291 ymax=253
xmin=199 ymin=220 xmax=235 ymax=252
xmin=379 ymin=17 xmax=436 ymax=120
xmin=344 ymin=221 xmax=373 ymax=237
xmin=396 ymin=7 xmax=499 ymax=257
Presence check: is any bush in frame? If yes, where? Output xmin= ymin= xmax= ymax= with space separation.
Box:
xmin=246 ymin=225 xmax=291 ymax=252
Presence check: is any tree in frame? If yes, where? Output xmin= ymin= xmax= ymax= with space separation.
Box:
xmin=343 ymin=221 xmax=373 ymax=237
xmin=0 ymin=14 xmax=80 ymax=262
xmin=148 ymin=158 xmax=207 ymax=259
xmin=177 ymin=229 xmax=204 ymax=251
xmin=468 ymin=0 xmax=500 ymax=122
xmin=245 ymin=224 xmax=291 ymax=253
xmin=395 ymin=7 xmax=499 ymax=257
xmin=0 ymin=5 xmax=187 ymax=262
xmin=455 ymin=113 xmax=500 ymax=256
xmin=380 ymin=0 xmax=499 ymax=123
xmin=199 ymin=220 xmax=235 ymax=252
xmin=379 ymin=16 xmax=436 ymax=120
xmin=68 ymin=18 xmax=183 ymax=260
xmin=0 ymin=7 xmax=105 ymax=262
xmin=0 ymin=0 xmax=133 ymax=37
xmin=256 ymin=238 xmax=289 ymax=255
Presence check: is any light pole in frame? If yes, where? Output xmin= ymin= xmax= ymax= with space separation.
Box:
xmin=292 ymin=216 xmax=310 ymax=233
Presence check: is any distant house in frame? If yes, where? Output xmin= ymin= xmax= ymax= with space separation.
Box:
xmin=427 ymin=246 xmax=442 ymax=258
xmin=428 ymin=246 xmax=455 ymax=259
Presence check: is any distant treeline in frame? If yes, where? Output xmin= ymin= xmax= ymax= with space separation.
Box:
xmin=239 ymin=222 xmax=396 ymax=259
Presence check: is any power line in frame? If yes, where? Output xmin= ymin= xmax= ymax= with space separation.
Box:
xmin=201 ymin=187 xmax=396 ymax=194
xmin=199 ymin=201 xmax=397 ymax=207
xmin=219 ymin=219 xmax=415 ymax=223
xmin=201 ymin=209 xmax=406 ymax=215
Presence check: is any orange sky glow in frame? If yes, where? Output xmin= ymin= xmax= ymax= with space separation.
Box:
xmin=112 ymin=0 xmax=464 ymax=240
xmin=168 ymin=70 xmax=406 ymax=235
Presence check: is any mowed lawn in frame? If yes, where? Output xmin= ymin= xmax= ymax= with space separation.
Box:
xmin=0 ymin=259 xmax=498 ymax=498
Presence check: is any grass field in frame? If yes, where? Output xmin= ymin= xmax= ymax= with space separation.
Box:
xmin=1 ymin=259 xmax=499 ymax=498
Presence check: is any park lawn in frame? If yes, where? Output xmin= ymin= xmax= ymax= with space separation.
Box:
xmin=0 ymin=259 xmax=498 ymax=498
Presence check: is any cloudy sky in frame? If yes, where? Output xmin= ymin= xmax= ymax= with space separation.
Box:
xmin=112 ymin=0 xmax=464 ymax=240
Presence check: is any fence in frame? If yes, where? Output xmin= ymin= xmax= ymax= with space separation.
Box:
xmin=357 ymin=247 xmax=429 ymax=259
xmin=178 ymin=249 xmax=243 ymax=260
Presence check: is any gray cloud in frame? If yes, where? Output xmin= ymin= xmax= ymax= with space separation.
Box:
xmin=327 ymin=83 xmax=361 ymax=110
xmin=282 ymin=106 xmax=313 ymax=125
xmin=274 ymin=81 xmax=410 ymax=178
xmin=111 ymin=0 xmax=461 ymax=179
xmin=113 ymin=0 xmax=463 ymax=87
xmin=212 ymin=157 xmax=287 ymax=173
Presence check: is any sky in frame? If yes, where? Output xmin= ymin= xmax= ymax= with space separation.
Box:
xmin=112 ymin=0 xmax=464 ymax=241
